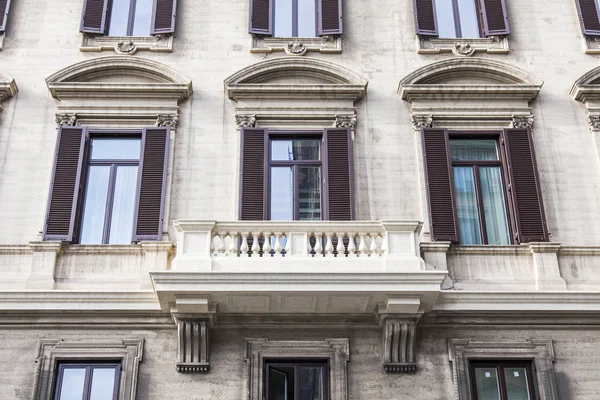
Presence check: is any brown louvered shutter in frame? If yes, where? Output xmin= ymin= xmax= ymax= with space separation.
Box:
xmin=240 ymin=128 xmax=268 ymax=220
xmin=249 ymin=0 xmax=272 ymax=35
xmin=0 ymin=0 xmax=12 ymax=32
xmin=324 ymin=128 xmax=353 ymax=220
xmin=80 ymin=0 xmax=109 ymax=34
xmin=502 ymin=129 xmax=548 ymax=243
xmin=133 ymin=127 xmax=170 ymax=241
xmin=576 ymin=0 xmax=600 ymax=36
xmin=43 ymin=127 xmax=88 ymax=242
xmin=318 ymin=0 xmax=343 ymax=35
xmin=478 ymin=0 xmax=510 ymax=36
xmin=151 ymin=0 xmax=177 ymax=34
xmin=413 ymin=0 xmax=438 ymax=36
xmin=422 ymin=129 xmax=458 ymax=242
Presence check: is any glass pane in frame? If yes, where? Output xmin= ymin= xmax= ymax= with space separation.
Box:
xmin=298 ymin=167 xmax=321 ymax=221
xmin=434 ymin=0 xmax=457 ymax=38
xmin=453 ymin=166 xmax=482 ymax=244
xmin=58 ymin=367 xmax=86 ymax=400
xmin=80 ymin=166 xmax=111 ymax=244
xmin=450 ymin=140 xmax=498 ymax=161
xmin=108 ymin=0 xmax=132 ymax=36
xmin=274 ymin=0 xmax=293 ymax=37
xmin=90 ymin=367 xmax=117 ymax=400
xmin=480 ymin=167 xmax=511 ymax=245
xmin=90 ymin=138 xmax=141 ymax=160
xmin=298 ymin=0 xmax=317 ymax=37
xmin=269 ymin=366 xmax=294 ymax=400
xmin=457 ymin=0 xmax=480 ymax=37
xmin=299 ymin=367 xmax=324 ymax=400
xmin=271 ymin=140 xmax=320 ymax=161
xmin=474 ymin=367 xmax=501 ymax=400
xmin=132 ymin=0 xmax=154 ymax=36
xmin=504 ymin=368 xmax=531 ymax=400
xmin=108 ymin=166 xmax=138 ymax=244
xmin=271 ymin=167 xmax=294 ymax=220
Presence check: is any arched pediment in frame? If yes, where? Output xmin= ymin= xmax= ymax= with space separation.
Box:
xmin=224 ymin=57 xmax=368 ymax=101
xmin=46 ymin=56 xmax=192 ymax=102
xmin=571 ymin=66 xmax=600 ymax=102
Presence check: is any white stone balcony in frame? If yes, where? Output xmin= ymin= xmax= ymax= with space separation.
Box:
xmin=150 ymin=220 xmax=448 ymax=316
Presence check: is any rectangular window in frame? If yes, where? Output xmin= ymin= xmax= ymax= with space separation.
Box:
xmin=265 ymin=360 xmax=328 ymax=400
xmin=434 ymin=0 xmax=481 ymax=38
xmin=470 ymin=361 xmax=536 ymax=400
xmin=108 ymin=0 xmax=154 ymax=36
xmin=273 ymin=0 xmax=318 ymax=37
xmin=54 ymin=362 xmax=121 ymax=400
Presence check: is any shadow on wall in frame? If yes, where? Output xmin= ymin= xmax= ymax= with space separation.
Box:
xmin=554 ymin=371 xmax=574 ymax=399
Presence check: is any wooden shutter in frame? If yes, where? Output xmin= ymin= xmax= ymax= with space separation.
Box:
xmin=318 ymin=0 xmax=343 ymax=35
xmin=133 ymin=127 xmax=170 ymax=241
xmin=413 ymin=0 xmax=438 ymax=36
xmin=151 ymin=0 xmax=177 ymax=34
xmin=0 ymin=0 xmax=12 ymax=32
xmin=478 ymin=0 xmax=510 ymax=36
xmin=80 ymin=0 xmax=109 ymax=34
xmin=502 ymin=129 xmax=548 ymax=243
xmin=249 ymin=0 xmax=273 ymax=35
xmin=422 ymin=129 xmax=458 ymax=242
xmin=43 ymin=127 xmax=88 ymax=242
xmin=576 ymin=0 xmax=600 ymax=36
xmin=240 ymin=128 xmax=268 ymax=220
xmin=324 ymin=128 xmax=353 ymax=220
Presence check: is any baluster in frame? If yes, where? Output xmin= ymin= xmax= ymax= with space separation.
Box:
xmin=370 ymin=232 xmax=380 ymax=256
xmin=240 ymin=232 xmax=249 ymax=257
xmin=251 ymin=232 xmax=261 ymax=257
xmin=227 ymin=233 xmax=237 ymax=256
xmin=381 ymin=232 xmax=388 ymax=256
xmin=217 ymin=232 xmax=226 ymax=256
xmin=284 ymin=233 xmax=291 ymax=255
xmin=358 ymin=233 xmax=368 ymax=256
xmin=210 ymin=233 xmax=215 ymax=255
xmin=336 ymin=232 xmax=346 ymax=257
xmin=313 ymin=232 xmax=323 ymax=256
xmin=274 ymin=232 xmax=283 ymax=256
xmin=347 ymin=233 xmax=357 ymax=256
xmin=325 ymin=232 xmax=334 ymax=256
xmin=262 ymin=231 xmax=271 ymax=257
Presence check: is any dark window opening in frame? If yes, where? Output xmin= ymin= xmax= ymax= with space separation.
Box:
xmin=54 ymin=362 xmax=121 ymax=400
xmin=470 ymin=361 xmax=536 ymax=400
xmin=265 ymin=360 xmax=329 ymax=400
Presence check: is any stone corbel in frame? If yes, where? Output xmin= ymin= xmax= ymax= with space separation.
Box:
xmin=235 ymin=114 xmax=257 ymax=128
xmin=173 ymin=313 xmax=213 ymax=373
xmin=156 ymin=114 xmax=179 ymax=129
xmin=411 ymin=115 xmax=434 ymax=130
xmin=529 ymin=242 xmax=566 ymax=291
xmin=55 ymin=113 xmax=77 ymax=127
xmin=588 ymin=115 xmax=600 ymax=132
xmin=380 ymin=315 xmax=420 ymax=373
xmin=27 ymin=241 xmax=62 ymax=289
xmin=334 ymin=114 xmax=357 ymax=129
xmin=511 ymin=114 xmax=534 ymax=129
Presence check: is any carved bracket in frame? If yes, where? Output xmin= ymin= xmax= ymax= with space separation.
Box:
xmin=174 ymin=315 xmax=211 ymax=373
xmin=334 ymin=114 xmax=357 ymax=129
xmin=235 ymin=114 xmax=257 ymax=128
xmin=588 ymin=115 xmax=600 ymax=132
xmin=381 ymin=317 xmax=419 ymax=373
xmin=411 ymin=115 xmax=434 ymax=130
xmin=55 ymin=113 xmax=77 ymax=127
xmin=511 ymin=115 xmax=534 ymax=129
xmin=156 ymin=114 xmax=179 ymax=129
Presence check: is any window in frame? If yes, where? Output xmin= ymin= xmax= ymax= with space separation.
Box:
xmin=421 ymin=128 xmax=548 ymax=245
xmin=54 ymin=362 xmax=121 ymax=400
xmin=434 ymin=0 xmax=480 ymax=38
xmin=43 ymin=127 xmax=170 ymax=244
xmin=470 ymin=361 xmax=535 ymax=400
xmin=240 ymin=128 xmax=353 ymax=221
xmin=265 ymin=360 xmax=328 ymax=400
xmin=273 ymin=0 xmax=317 ymax=37
xmin=107 ymin=0 xmax=154 ymax=36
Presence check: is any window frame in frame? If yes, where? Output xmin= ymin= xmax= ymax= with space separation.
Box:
xmin=435 ymin=0 xmax=483 ymax=38
xmin=264 ymin=359 xmax=330 ymax=400
xmin=106 ymin=0 xmax=152 ymax=37
xmin=54 ymin=361 xmax=121 ymax=400
xmin=448 ymin=131 xmax=514 ymax=245
xmin=272 ymin=0 xmax=318 ymax=37
xmin=469 ymin=360 xmax=537 ymax=400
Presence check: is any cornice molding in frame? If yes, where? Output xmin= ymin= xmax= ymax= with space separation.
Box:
xmin=0 ymin=72 xmax=17 ymax=110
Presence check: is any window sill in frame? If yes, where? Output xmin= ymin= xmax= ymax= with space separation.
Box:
xmin=417 ymin=36 xmax=509 ymax=56
xmin=583 ymin=36 xmax=600 ymax=54
xmin=251 ymin=35 xmax=341 ymax=55
xmin=80 ymin=34 xmax=173 ymax=54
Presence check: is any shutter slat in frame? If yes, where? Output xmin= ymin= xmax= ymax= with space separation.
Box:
xmin=318 ymin=0 xmax=343 ymax=35
xmin=503 ymin=129 xmax=548 ymax=243
xmin=479 ymin=0 xmax=510 ymax=36
xmin=133 ymin=127 xmax=169 ymax=241
xmin=0 ymin=0 xmax=11 ymax=32
xmin=240 ymin=128 xmax=267 ymax=220
xmin=413 ymin=0 xmax=438 ymax=36
xmin=151 ymin=0 xmax=177 ymax=34
xmin=422 ymin=129 xmax=458 ymax=242
xmin=43 ymin=127 xmax=87 ymax=242
xmin=325 ymin=128 xmax=353 ymax=220
xmin=576 ymin=0 xmax=600 ymax=36
xmin=249 ymin=0 xmax=272 ymax=35
xmin=80 ymin=0 xmax=109 ymax=34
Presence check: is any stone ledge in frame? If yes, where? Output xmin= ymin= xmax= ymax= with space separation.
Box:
xmin=80 ymin=34 xmax=173 ymax=54
xmin=417 ymin=36 xmax=509 ymax=56
xmin=251 ymin=35 xmax=341 ymax=55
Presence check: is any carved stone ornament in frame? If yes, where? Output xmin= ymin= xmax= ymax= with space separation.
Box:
xmin=411 ymin=115 xmax=434 ymax=129
xmin=334 ymin=114 xmax=357 ymax=129
xmin=453 ymin=43 xmax=475 ymax=57
xmin=588 ymin=115 xmax=600 ymax=131
xmin=115 ymin=40 xmax=137 ymax=55
xmin=382 ymin=317 xmax=419 ymax=373
xmin=511 ymin=115 xmax=535 ymax=129
xmin=156 ymin=114 xmax=179 ymax=129
xmin=55 ymin=113 xmax=77 ymax=127
xmin=235 ymin=114 xmax=257 ymax=128
xmin=284 ymin=41 xmax=307 ymax=56
xmin=175 ymin=315 xmax=210 ymax=373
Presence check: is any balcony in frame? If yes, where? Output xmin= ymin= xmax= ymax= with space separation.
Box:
xmin=150 ymin=220 xmax=447 ymax=317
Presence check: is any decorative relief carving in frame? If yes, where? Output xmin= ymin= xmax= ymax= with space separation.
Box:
xmin=453 ymin=43 xmax=475 ymax=57
xmin=511 ymin=115 xmax=535 ymax=129
xmin=156 ymin=114 xmax=179 ymax=129
xmin=175 ymin=316 xmax=210 ymax=373
xmin=334 ymin=114 xmax=357 ymax=129
xmin=115 ymin=40 xmax=137 ymax=55
xmin=382 ymin=317 xmax=419 ymax=373
xmin=411 ymin=115 xmax=434 ymax=129
xmin=588 ymin=115 xmax=600 ymax=131
xmin=81 ymin=33 xmax=173 ymax=54
xmin=284 ymin=41 xmax=307 ymax=56
xmin=235 ymin=114 xmax=257 ymax=128
xmin=55 ymin=113 xmax=77 ymax=127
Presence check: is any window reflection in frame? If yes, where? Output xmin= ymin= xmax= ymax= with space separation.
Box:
xmin=108 ymin=0 xmax=154 ymax=36
xmin=273 ymin=0 xmax=317 ymax=37
xmin=434 ymin=0 xmax=480 ymax=38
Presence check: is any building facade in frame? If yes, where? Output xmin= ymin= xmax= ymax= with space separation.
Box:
xmin=1 ymin=0 xmax=600 ymax=398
